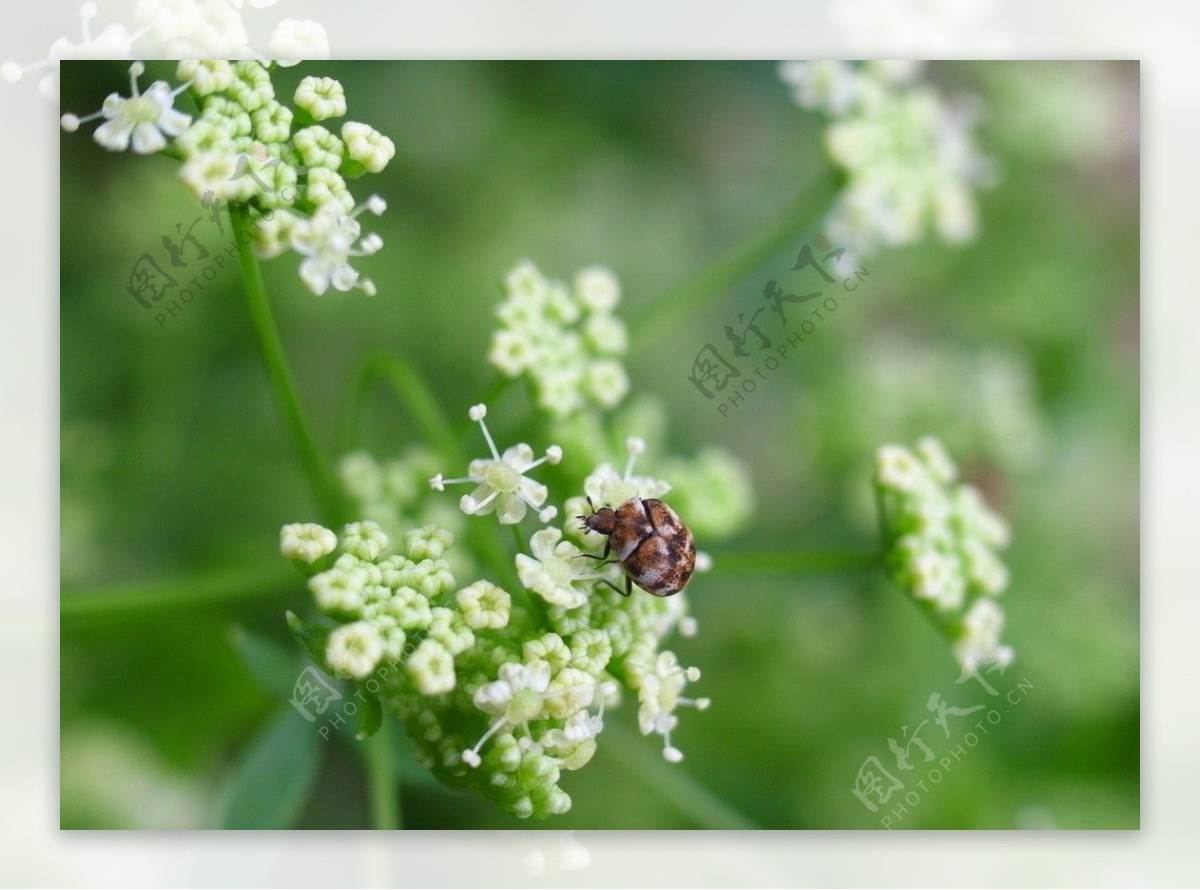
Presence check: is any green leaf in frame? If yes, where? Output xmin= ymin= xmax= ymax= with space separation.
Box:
xmin=220 ymin=707 xmax=322 ymax=829
xmin=354 ymin=685 xmax=384 ymax=740
xmin=286 ymin=610 xmax=334 ymax=672
xmin=227 ymin=625 xmax=301 ymax=699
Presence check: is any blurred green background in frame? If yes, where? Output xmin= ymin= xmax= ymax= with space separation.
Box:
xmin=60 ymin=61 xmax=1138 ymax=829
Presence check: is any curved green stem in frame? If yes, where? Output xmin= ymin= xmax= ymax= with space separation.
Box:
xmin=230 ymin=205 xmax=346 ymax=526
xmin=363 ymin=719 xmax=402 ymax=829
xmin=604 ymin=722 xmax=759 ymax=830
xmin=345 ymin=352 xmax=464 ymax=465
xmin=630 ymin=172 xmax=839 ymax=352
xmin=707 ymin=548 xmax=881 ymax=576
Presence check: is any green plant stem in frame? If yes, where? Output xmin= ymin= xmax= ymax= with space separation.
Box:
xmin=61 ymin=565 xmax=294 ymax=621
xmin=604 ymin=721 xmax=760 ymax=830
xmin=345 ymin=352 xmax=463 ymax=464
xmin=363 ymin=719 xmax=402 ymax=829
xmin=230 ymin=205 xmax=346 ymax=526
xmin=706 ymin=548 xmax=882 ymax=576
xmin=630 ymin=172 xmax=839 ymax=352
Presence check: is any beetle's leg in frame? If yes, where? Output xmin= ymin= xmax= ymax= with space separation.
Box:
xmin=602 ymin=538 xmax=612 ymax=559
xmin=623 ymin=575 xmax=633 ymax=597
xmin=578 ymin=553 xmax=618 ymax=566
xmin=599 ymin=578 xmax=628 ymax=597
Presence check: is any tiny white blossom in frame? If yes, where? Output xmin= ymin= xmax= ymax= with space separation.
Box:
xmin=341 ymin=520 xmax=388 ymax=561
xmin=915 ymin=435 xmax=958 ymax=485
xmin=516 ymin=528 xmax=598 ymax=610
xmin=304 ymin=167 xmax=355 ymax=214
xmin=404 ymin=525 xmax=454 ymax=561
xmin=289 ymin=199 xmax=385 ymax=296
xmin=251 ymin=209 xmax=302 ymax=259
xmin=326 ymin=620 xmax=383 ymax=679
xmin=426 ymin=607 xmax=475 ymax=656
xmin=61 ymin=62 xmax=191 ymax=154
xmin=523 ymin=632 xmax=573 ymax=674
xmin=138 ymin=0 xmax=250 ymax=58
xmin=455 ymin=580 xmax=512 ymax=630
xmin=251 ymin=101 xmax=293 ymax=145
xmin=179 ymin=151 xmax=250 ymax=203
xmin=778 ymin=60 xmax=865 ymax=116
xmin=905 ymin=543 xmax=965 ymax=610
xmin=462 ymin=659 xmax=554 ymax=768
xmin=308 ymin=564 xmax=368 ymax=614
xmin=474 ymin=659 xmax=550 ymax=720
xmin=583 ymin=313 xmax=629 ymax=355
xmin=953 ymin=598 xmax=1014 ymax=673
xmin=406 ymin=638 xmax=456 ymax=696
xmin=544 ymin=668 xmax=598 ymax=719
xmin=585 ymin=359 xmax=630 ymax=409
xmin=279 ymin=522 xmax=337 ymax=563
xmin=636 ymin=652 xmax=709 ymax=762
xmin=953 ymin=484 xmax=1011 ymax=548
xmin=573 ymin=266 xmax=621 ymax=313
xmin=961 ymin=537 xmax=1010 ymax=596
xmin=430 ymin=404 xmax=560 ymax=525
xmin=875 ymin=444 xmax=926 ymax=494
xmin=342 ymin=121 xmax=396 ymax=173
xmin=176 ymin=60 xmax=233 ymax=97
xmin=294 ymin=76 xmax=346 ymax=121
xmin=488 ymin=329 xmax=537 ymax=376
xmin=293 ymin=124 xmax=344 ymax=170
xmin=269 ymin=18 xmax=330 ymax=66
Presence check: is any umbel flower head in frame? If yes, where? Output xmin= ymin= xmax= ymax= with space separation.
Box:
xmin=488 ymin=261 xmax=631 ymax=418
xmin=874 ymin=436 xmax=1014 ymax=671
xmin=282 ymin=397 xmax=732 ymax=817
xmin=779 ymin=60 xmax=992 ymax=257
xmin=60 ymin=60 xmax=393 ymax=297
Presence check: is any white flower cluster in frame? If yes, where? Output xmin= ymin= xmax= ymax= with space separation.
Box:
xmin=874 ymin=436 xmax=1014 ymax=672
xmin=488 ymin=261 xmax=631 ymax=418
xmin=4 ymin=2 xmax=330 ymax=101
xmin=61 ymin=60 xmax=393 ymax=297
xmin=779 ymin=60 xmax=992 ymax=256
xmin=285 ymin=484 xmax=702 ymax=817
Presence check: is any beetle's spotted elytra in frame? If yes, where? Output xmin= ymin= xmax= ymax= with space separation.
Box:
xmin=580 ymin=496 xmax=696 ymax=597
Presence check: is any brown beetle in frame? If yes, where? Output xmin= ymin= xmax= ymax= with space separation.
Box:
xmin=580 ymin=497 xmax=696 ymax=597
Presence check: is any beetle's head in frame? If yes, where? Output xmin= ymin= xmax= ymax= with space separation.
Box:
xmin=579 ymin=495 xmax=616 ymax=535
